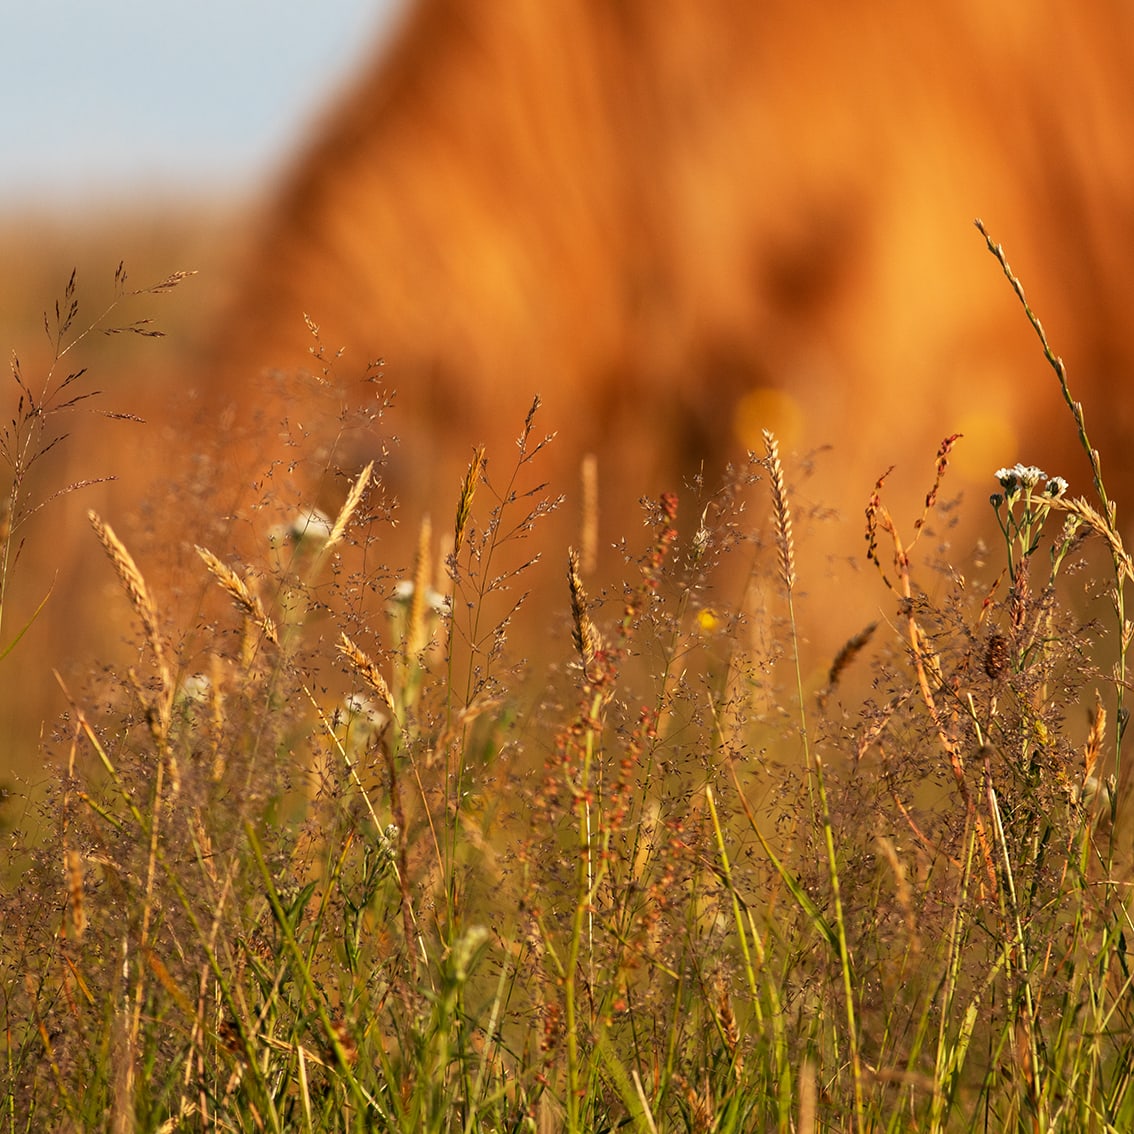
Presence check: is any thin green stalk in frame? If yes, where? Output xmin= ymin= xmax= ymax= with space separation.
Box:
xmin=978 ymin=220 xmax=1129 ymax=842
xmin=705 ymin=786 xmax=760 ymax=1007
xmin=982 ymin=751 xmax=1046 ymax=1127
xmin=764 ymin=430 xmax=864 ymax=1131
xmin=563 ymin=691 xmax=609 ymax=1134
xmin=243 ymin=821 xmax=374 ymax=1123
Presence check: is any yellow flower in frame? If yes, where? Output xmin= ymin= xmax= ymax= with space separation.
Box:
xmin=695 ymin=607 xmax=722 ymax=635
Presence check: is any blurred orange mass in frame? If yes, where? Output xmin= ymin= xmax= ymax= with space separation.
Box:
xmin=5 ymin=0 xmax=1134 ymax=764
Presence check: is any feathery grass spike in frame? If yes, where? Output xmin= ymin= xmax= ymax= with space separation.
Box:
xmin=88 ymin=509 xmax=171 ymax=693
xmin=453 ymin=445 xmax=484 ymax=559
xmin=762 ymin=431 xmax=796 ymax=592
xmin=325 ymin=460 xmax=373 ymax=552
xmin=195 ymin=544 xmax=279 ymax=646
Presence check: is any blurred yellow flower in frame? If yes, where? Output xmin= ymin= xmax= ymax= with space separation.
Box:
xmin=695 ymin=607 xmax=722 ymax=635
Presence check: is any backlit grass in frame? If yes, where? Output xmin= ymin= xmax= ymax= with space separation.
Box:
xmin=3 ymin=234 xmax=1134 ymax=1132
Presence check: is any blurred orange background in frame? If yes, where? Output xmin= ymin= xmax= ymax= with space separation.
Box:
xmin=4 ymin=0 xmax=1134 ymax=781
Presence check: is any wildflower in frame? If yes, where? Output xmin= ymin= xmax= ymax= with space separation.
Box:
xmin=176 ymin=672 xmax=212 ymax=706
xmin=342 ymin=691 xmax=389 ymax=732
xmin=338 ymin=691 xmax=390 ymax=756
xmin=694 ymin=607 xmax=722 ymax=635
xmin=994 ymin=463 xmax=1047 ymax=493
xmin=990 ymin=462 xmax=1070 ymax=584
xmin=268 ymin=506 xmax=333 ymax=549
xmin=390 ymin=578 xmax=449 ymax=616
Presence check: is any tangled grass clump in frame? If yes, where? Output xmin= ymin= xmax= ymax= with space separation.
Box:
xmin=4 ymin=236 xmax=1134 ymax=1132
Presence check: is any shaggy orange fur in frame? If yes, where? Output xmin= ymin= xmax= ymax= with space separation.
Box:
xmin=205 ymin=0 xmax=1134 ymax=551
xmin=8 ymin=0 xmax=1134 ymax=766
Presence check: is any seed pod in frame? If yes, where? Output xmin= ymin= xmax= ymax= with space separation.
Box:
xmin=984 ymin=633 xmax=1011 ymax=680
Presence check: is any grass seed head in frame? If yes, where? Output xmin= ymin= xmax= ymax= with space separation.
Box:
xmin=762 ymin=430 xmax=796 ymax=593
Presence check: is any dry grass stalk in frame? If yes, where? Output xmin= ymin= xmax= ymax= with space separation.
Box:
xmin=567 ymin=547 xmax=603 ymax=678
xmin=823 ymin=622 xmax=878 ymax=699
xmin=453 ymin=445 xmax=485 ymax=560
xmin=762 ymin=430 xmax=796 ymax=593
xmin=580 ymin=452 xmax=598 ymax=576
xmin=406 ymin=515 xmax=433 ymax=661
xmin=88 ymin=509 xmax=172 ymax=701
xmin=64 ymin=847 xmax=87 ymax=940
xmin=195 ymin=545 xmax=279 ymax=647
xmin=1048 ymin=495 xmax=1134 ymax=583
xmin=323 ymin=459 xmax=372 ymax=554
xmin=798 ymin=1056 xmax=817 ymax=1134
xmin=977 ymin=220 xmax=1114 ymax=522
xmin=1085 ymin=691 xmax=1106 ymax=783
xmin=337 ymin=632 xmax=396 ymax=721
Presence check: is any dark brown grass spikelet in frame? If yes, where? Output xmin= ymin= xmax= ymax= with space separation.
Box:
xmin=567 ymin=547 xmax=602 ymax=677
xmin=453 ymin=445 xmax=485 ymax=560
xmin=915 ymin=432 xmax=963 ymax=530
xmin=864 ymin=466 xmax=894 ymax=576
xmin=984 ymin=633 xmax=1011 ymax=680
xmin=823 ymin=622 xmax=877 ymax=698
xmin=762 ymin=429 xmax=796 ymax=592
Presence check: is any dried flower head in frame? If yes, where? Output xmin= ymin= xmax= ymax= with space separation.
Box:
xmin=995 ymin=463 xmax=1047 ymax=493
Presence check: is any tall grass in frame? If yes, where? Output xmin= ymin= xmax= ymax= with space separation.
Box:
xmin=4 ymin=233 xmax=1134 ymax=1132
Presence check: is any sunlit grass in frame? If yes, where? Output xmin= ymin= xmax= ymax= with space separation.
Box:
xmin=3 ymin=234 xmax=1134 ymax=1133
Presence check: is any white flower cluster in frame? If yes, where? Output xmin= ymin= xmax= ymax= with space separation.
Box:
xmin=342 ymin=691 xmax=389 ymax=732
xmin=390 ymin=578 xmax=450 ymax=616
xmin=176 ymin=672 xmax=213 ymax=706
xmin=268 ymin=506 xmax=334 ymax=550
xmin=993 ymin=464 xmax=1068 ymax=499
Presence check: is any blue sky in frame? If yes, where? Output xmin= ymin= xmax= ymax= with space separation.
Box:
xmin=0 ymin=0 xmax=405 ymax=210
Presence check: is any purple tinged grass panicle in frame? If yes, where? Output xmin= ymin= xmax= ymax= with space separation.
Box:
xmin=64 ymin=846 xmax=86 ymax=941
xmin=822 ymin=622 xmax=878 ymax=701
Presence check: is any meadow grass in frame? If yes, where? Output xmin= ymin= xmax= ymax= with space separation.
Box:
xmin=3 ymin=237 xmax=1134 ymax=1132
